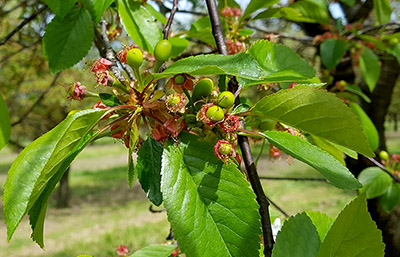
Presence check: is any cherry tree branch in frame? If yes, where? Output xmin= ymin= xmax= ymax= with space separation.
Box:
xmin=366 ymin=157 xmax=400 ymax=183
xmin=11 ymin=72 xmax=61 ymax=126
xmin=163 ymin=0 xmax=179 ymax=39
xmin=205 ymin=1 xmax=275 ymax=255
xmin=0 ymin=5 xmax=47 ymax=46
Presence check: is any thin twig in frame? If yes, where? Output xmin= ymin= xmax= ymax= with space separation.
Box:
xmin=348 ymin=21 xmax=400 ymax=40
xmin=246 ymin=24 xmax=315 ymax=43
xmin=163 ymin=0 xmax=179 ymax=39
xmin=366 ymin=157 xmax=400 ymax=183
xmin=266 ymin=196 xmax=289 ymax=217
xmin=205 ymin=1 xmax=274 ymax=256
xmin=259 ymin=176 xmax=327 ymax=182
xmin=11 ymin=73 xmax=61 ymax=126
xmin=0 ymin=5 xmax=47 ymax=46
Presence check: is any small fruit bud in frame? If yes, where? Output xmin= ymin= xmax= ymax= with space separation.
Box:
xmin=192 ymin=78 xmax=214 ymax=101
xmin=154 ymin=39 xmax=172 ymax=62
xmin=166 ymin=93 xmax=187 ymax=113
xmin=219 ymin=114 xmax=240 ymax=133
xmin=379 ymin=150 xmax=389 ymax=161
xmin=206 ymin=105 xmax=224 ymax=122
xmin=126 ymin=48 xmax=143 ymax=69
xmin=214 ymin=139 xmax=235 ymax=162
xmin=217 ymin=91 xmax=235 ymax=108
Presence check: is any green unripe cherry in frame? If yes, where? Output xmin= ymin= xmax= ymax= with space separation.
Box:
xmin=218 ymin=91 xmax=235 ymax=108
xmin=193 ymin=78 xmax=214 ymax=100
xmin=154 ymin=39 xmax=172 ymax=62
xmin=218 ymin=143 xmax=233 ymax=155
xmin=379 ymin=150 xmax=390 ymax=161
xmin=126 ymin=48 xmax=143 ymax=69
xmin=389 ymin=38 xmax=399 ymax=46
xmin=174 ymin=74 xmax=185 ymax=84
xmin=206 ymin=105 xmax=224 ymax=121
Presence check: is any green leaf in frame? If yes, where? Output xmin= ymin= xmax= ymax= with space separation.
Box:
xmin=340 ymin=0 xmax=355 ymax=6
xmin=316 ymin=194 xmax=385 ymax=257
xmin=320 ymin=39 xmax=348 ymax=70
xmin=242 ymin=0 xmax=280 ymax=20
xmin=262 ymin=131 xmax=362 ymax=189
xmin=380 ymin=183 xmax=400 ymax=213
xmin=345 ymin=84 xmax=371 ymax=103
xmin=359 ymin=47 xmax=381 ymax=92
xmin=42 ymin=0 xmax=77 ymax=18
xmin=358 ymin=167 xmax=392 ymax=199
xmin=99 ymin=93 xmax=122 ymax=107
xmin=373 ymin=0 xmax=392 ymax=25
xmin=161 ymin=133 xmax=261 ymax=257
xmin=238 ymin=29 xmax=254 ymax=36
xmin=251 ymin=86 xmax=375 ymax=157
xmin=348 ymin=102 xmax=379 ymax=151
xmin=310 ymin=135 xmax=345 ymax=165
xmin=155 ymin=52 xmax=266 ymax=81
xmin=288 ymin=0 xmax=330 ymax=24
xmin=43 ymin=6 xmax=94 ymax=73
xmin=130 ymin=244 xmax=177 ymax=257
xmin=117 ymin=0 xmax=162 ymax=54
xmin=137 ymin=137 xmax=163 ymax=206
xmin=0 ymin=94 xmax=11 ymax=150
xmin=3 ymin=109 xmax=106 ymax=243
xmin=29 ymin=132 xmax=96 ymax=247
xmin=272 ymin=213 xmax=320 ymax=257
xmin=386 ymin=43 xmax=400 ymax=65
xmin=82 ymin=0 xmax=114 ymax=23
xmin=144 ymin=4 xmax=167 ymax=24
xmin=306 ymin=211 xmax=335 ymax=241
xmin=187 ymin=16 xmax=217 ymax=47
xmin=169 ymin=37 xmax=189 ymax=58
xmin=246 ymin=40 xmax=316 ymax=83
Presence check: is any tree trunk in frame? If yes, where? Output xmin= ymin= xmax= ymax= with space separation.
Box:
xmin=56 ymin=168 xmax=70 ymax=208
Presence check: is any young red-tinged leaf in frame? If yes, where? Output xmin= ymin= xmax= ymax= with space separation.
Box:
xmin=161 ymin=133 xmax=261 ymax=257
xmin=131 ymin=244 xmax=177 ymax=257
xmin=3 ymin=109 xmax=106 ymax=244
xmin=137 ymin=137 xmax=163 ymax=206
xmin=262 ymin=131 xmax=362 ymax=189
xmin=272 ymin=213 xmax=321 ymax=257
xmin=358 ymin=167 xmax=392 ymax=199
xmin=0 ymin=94 xmax=10 ymax=150
xmin=252 ymin=86 xmax=375 ymax=157
xmin=43 ymin=6 xmax=94 ymax=73
xmin=316 ymin=194 xmax=385 ymax=257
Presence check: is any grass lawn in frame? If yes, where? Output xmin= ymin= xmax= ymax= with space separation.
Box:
xmin=0 ymin=131 xmax=399 ymax=256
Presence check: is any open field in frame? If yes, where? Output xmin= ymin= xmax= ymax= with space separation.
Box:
xmin=0 ymin=130 xmax=399 ymax=257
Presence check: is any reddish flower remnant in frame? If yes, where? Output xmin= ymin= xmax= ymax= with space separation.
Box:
xmin=288 ymin=82 xmax=297 ymax=89
xmin=232 ymin=8 xmax=241 ymax=17
xmin=166 ymin=74 xmax=194 ymax=93
xmin=197 ymin=103 xmax=223 ymax=127
xmin=91 ymin=58 xmax=112 ymax=73
xmin=219 ymin=114 xmax=240 ymax=133
xmin=269 ymin=144 xmax=281 ymax=159
xmin=71 ymin=82 xmax=85 ymax=101
xmin=214 ymin=139 xmax=236 ymax=163
xmin=116 ymin=245 xmax=129 ymax=256
xmin=393 ymin=154 xmax=400 ymax=163
xmin=166 ymin=93 xmax=188 ymax=113
xmin=225 ymin=39 xmax=243 ymax=55
xmin=93 ymin=100 xmax=108 ymax=109
xmin=221 ymin=7 xmax=234 ymax=17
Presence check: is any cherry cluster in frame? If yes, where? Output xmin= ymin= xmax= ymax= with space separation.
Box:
xmin=69 ymin=39 xmax=241 ymax=163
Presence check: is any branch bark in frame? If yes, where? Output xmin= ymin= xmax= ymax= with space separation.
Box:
xmin=205 ymin=1 xmax=275 ymax=255
xmin=0 ymin=5 xmax=47 ymax=46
